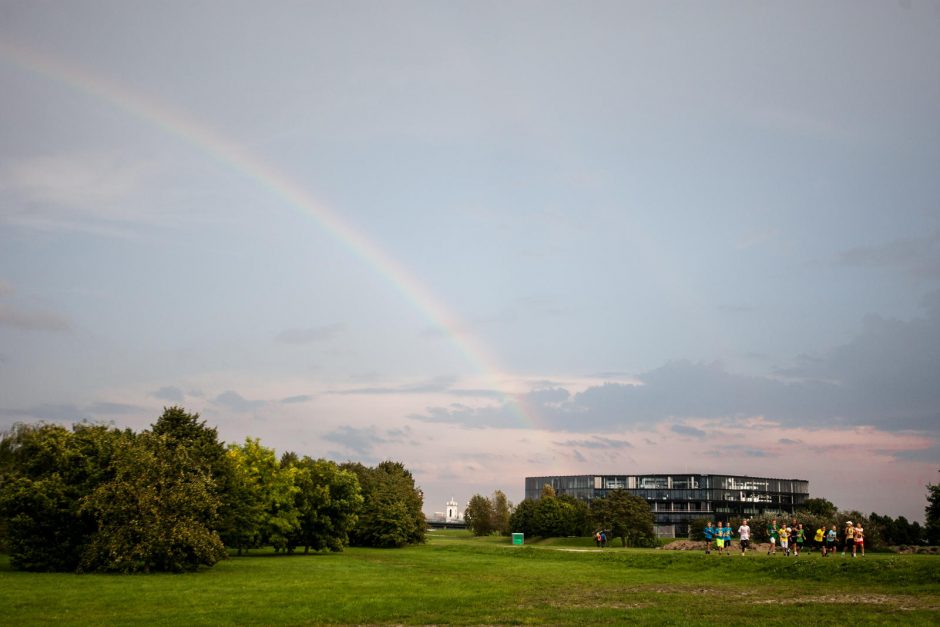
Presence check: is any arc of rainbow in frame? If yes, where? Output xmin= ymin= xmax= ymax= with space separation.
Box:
xmin=0 ymin=38 xmax=538 ymax=430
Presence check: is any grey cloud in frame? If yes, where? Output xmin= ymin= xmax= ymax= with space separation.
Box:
xmin=889 ymin=444 xmax=940 ymax=463
xmin=213 ymin=390 xmax=266 ymax=412
xmin=524 ymin=387 xmax=570 ymax=405
xmin=586 ymin=371 xmax=634 ymax=380
xmin=1 ymin=404 xmax=92 ymax=424
xmin=152 ymin=386 xmax=185 ymax=402
xmin=838 ymin=231 xmax=940 ymax=279
xmin=409 ymin=403 xmax=526 ymax=430
xmin=671 ymin=424 xmax=707 ymax=439
xmin=553 ymin=436 xmax=632 ymax=449
xmin=410 ymin=296 xmax=940 ymax=434
xmin=705 ymin=445 xmax=773 ymax=458
xmin=281 ymin=394 xmax=313 ymax=404
xmin=331 ymin=376 xmax=457 ymax=396
xmin=1 ymin=401 xmax=144 ymax=428
xmin=0 ymin=304 xmax=70 ymax=331
xmin=276 ymin=323 xmax=345 ymax=345
xmin=87 ymin=401 xmax=141 ymax=415
xmin=448 ymin=388 xmax=506 ymax=399
xmin=322 ymin=425 xmax=409 ymax=456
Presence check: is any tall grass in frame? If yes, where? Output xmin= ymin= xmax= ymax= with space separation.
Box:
xmin=1 ymin=532 xmax=938 ymax=625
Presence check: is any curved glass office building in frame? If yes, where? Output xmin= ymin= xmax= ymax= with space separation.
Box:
xmin=525 ymin=474 xmax=810 ymax=537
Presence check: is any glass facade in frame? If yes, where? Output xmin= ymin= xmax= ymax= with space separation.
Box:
xmin=525 ymin=474 xmax=809 ymax=538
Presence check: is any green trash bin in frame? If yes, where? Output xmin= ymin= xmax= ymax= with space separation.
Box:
xmin=512 ymin=533 xmax=524 ymax=545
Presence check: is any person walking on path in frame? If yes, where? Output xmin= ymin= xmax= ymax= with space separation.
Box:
xmin=737 ymin=519 xmax=751 ymax=555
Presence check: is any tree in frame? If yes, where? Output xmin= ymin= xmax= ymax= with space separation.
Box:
xmin=343 ymin=461 xmax=426 ymax=548
xmin=79 ymin=431 xmax=227 ymax=573
xmin=464 ymin=494 xmax=496 ymax=536
xmin=688 ymin=517 xmax=709 ymax=541
xmin=492 ymin=490 xmax=512 ymax=536
xmin=286 ymin=456 xmax=362 ymax=553
xmin=508 ymin=498 xmax=537 ymax=538
xmin=529 ymin=493 xmax=590 ymax=538
xmin=222 ymin=438 xmax=300 ymax=553
xmin=0 ymin=422 xmax=124 ymax=571
xmin=798 ymin=497 xmax=838 ymax=519
xmin=591 ymin=490 xmax=656 ymax=547
xmin=150 ymin=406 xmax=233 ymax=534
xmin=926 ymin=471 xmax=940 ymax=546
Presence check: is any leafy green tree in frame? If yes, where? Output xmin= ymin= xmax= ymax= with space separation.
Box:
xmin=286 ymin=456 xmax=362 ymax=553
xmin=558 ymin=494 xmax=593 ymax=536
xmin=508 ymin=498 xmax=537 ymax=537
xmin=687 ymin=517 xmax=709 ymax=540
xmin=492 ymin=490 xmax=512 ymax=536
xmin=927 ymin=472 xmax=940 ymax=546
xmin=529 ymin=493 xmax=589 ymax=537
xmin=870 ymin=513 xmax=924 ymax=546
xmin=223 ymin=438 xmax=300 ymax=553
xmin=798 ymin=497 xmax=838 ymax=519
xmin=591 ymin=490 xmax=656 ymax=547
xmin=464 ymin=494 xmax=496 ymax=536
xmin=0 ymin=422 xmax=124 ymax=571
xmin=343 ymin=461 xmax=426 ymax=548
xmin=79 ymin=431 xmax=227 ymax=573
xmin=150 ymin=406 xmax=233 ymax=533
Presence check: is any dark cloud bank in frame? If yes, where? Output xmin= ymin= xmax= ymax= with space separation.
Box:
xmin=412 ymin=295 xmax=940 ymax=434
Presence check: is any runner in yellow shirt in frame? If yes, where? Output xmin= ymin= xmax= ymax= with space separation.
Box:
xmin=814 ymin=526 xmax=826 ymax=556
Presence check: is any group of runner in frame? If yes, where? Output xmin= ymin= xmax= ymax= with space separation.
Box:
xmin=702 ymin=519 xmax=865 ymax=557
xmin=814 ymin=520 xmax=866 ymax=558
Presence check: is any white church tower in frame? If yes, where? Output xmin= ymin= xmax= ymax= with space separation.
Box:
xmin=445 ymin=497 xmax=462 ymax=523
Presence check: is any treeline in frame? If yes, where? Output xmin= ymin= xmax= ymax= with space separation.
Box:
xmin=688 ymin=497 xmax=931 ymax=549
xmin=465 ymin=485 xmax=657 ymax=548
xmin=0 ymin=407 xmax=425 ymax=573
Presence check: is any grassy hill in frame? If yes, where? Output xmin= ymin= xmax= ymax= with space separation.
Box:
xmin=1 ymin=530 xmax=938 ymax=625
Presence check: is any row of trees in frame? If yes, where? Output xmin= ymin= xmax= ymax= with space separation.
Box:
xmin=465 ymin=485 xmax=657 ymax=548
xmin=0 ymin=407 xmax=426 ymax=573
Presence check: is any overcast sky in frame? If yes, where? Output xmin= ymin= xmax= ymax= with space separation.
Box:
xmin=1 ymin=0 xmax=938 ymax=522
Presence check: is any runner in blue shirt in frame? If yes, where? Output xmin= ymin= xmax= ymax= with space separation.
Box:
xmin=722 ymin=522 xmax=733 ymax=556
xmin=703 ymin=521 xmax=714 ymax=554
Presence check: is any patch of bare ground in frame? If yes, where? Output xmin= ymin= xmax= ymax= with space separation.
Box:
xmin=638 ymin=587 xmax=938 ymax=611
xmin=518 ymin=588 xmax=650 ymax=610
xmin=747 ymin=594 xmax=939 ymax=611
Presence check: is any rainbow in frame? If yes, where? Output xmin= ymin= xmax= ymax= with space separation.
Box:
xmin=0 ymin=38 xmax=537 ymax=429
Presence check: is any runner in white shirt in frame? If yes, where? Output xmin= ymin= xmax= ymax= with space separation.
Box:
xmin=737 ymin=519 xmax=751 ymax=555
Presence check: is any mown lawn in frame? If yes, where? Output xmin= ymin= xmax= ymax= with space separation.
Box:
xmin=1 ymin=531 xmax=938 ymax=625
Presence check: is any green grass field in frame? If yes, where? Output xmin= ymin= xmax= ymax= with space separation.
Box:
xmin=2 ymin=531 xmax=938 ymax=625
